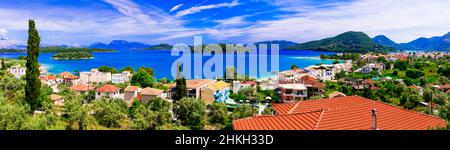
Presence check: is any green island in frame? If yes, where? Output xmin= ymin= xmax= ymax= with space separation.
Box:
xmin=52 ymin=52 xmax=94 ymax=60
xmin=144 ymin=44 xmax=173 ymax=50
xmin=41 ymin=47 xmax=116 ymax=53
xmin=1 ymin=47 xmax=116 ymax=53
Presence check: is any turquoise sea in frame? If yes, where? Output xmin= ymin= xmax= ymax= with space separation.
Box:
xmin=0 ymin=49 xmax=337 ymax=79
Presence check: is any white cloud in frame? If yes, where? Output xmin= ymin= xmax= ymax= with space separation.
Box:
xmin=0 ymin=28 xmax=8 ymax=36
xmin=0 ymin=0 xmax=200 ymax=43
xmin=214 ymin=15 xmax=250 ymax=28
xmin=170 ymin=4 xmax=184 ymax=12
xmin=175 ymin=0 xmax=240 ymax=17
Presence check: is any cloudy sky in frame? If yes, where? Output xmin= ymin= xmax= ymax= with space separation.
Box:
xmin=1 ymin=0 xmax=450 ymax=46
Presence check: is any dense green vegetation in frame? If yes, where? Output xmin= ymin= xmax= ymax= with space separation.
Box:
xmin=320 ymin=53 xmax=361 ymax=61
xmin=326 ymin=54 xmax=450 ymax=121
xmin=52 ymin=52 xmax=93 ymax=60
xmin=286 ymin=31 xmax=396 ymax=53
xmin=41 ymin=47 xmax=116 ymax=53
xmin=131 ymin=67 xmax=156 ymax=88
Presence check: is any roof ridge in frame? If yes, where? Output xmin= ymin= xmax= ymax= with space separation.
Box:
xmin=240 ymin=109 xmax=324 ymax=119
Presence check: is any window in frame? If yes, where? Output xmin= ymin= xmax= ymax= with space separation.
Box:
xmin=296 ymin=90 xmax=304 ymax=95
xmin=285 ymin=89 xmax=292 ymax=94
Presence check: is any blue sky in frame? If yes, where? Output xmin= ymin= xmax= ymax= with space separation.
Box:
xmin=1 ymin=0 xmax=450 ymax=46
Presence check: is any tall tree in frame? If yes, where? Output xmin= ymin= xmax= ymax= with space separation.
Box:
xmin=173 ymin=97 xmax=206 ymax=129
xmin=173 ymin=63 xmax=187 ymax=101
xmin=25 ymin=20 xmax=42 ymax=110
xmin=1 ymin=58 xmax=6 ymax=70
xmin=423 ymin=88 xmax=434 ymax=114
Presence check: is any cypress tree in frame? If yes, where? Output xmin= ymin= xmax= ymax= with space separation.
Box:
xmin=1 ymin=58 xmax=6 ymax=70
xmin=25 ymin=19 xmax=41 ymax=110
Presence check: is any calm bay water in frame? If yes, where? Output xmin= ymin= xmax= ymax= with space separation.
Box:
xmin=0 ymin=49 xmax=336 ymax=79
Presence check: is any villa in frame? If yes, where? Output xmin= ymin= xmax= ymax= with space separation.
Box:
xmin=79 ymin=69 xmax=112 ymax=84
xmin=70 ymin=84 xmax=95 ymax=95
xmin=95 ymin=84 xmax=121 ymax=99
xmin=201 ymin=81 xmax=230 ymax=105
xmin=350 ymin=79 xmax=378 ymax=90
xmin=59 ymin=72 xmax=79 ymax=85
xmin=40 ymin=75 xmax=59 ymax=85
xmin=50 ymin=94 xmax=64 ymax=106
xmin=278 ymin=68 xmax=308 ymax=83
xmin=357 ymin=63 xmax=385 ymax=74
xmin=233 ymin=96 xmax=446 ymax=130
xmin=124 ymin=85 xmax=141 ymax=106
xmin=140 ymin=87 xmax=164 ymax=104
xmin=8 ymin=65 xmax=26 ymax=78
xmin=305 ymin=64 xmax=341 ymax=81
xmin=112 ymin=71 xmax=132 ymax=84
xmin=170 ymin=79 xmax=216 ymax=100
xmin=299 ymin=75 xmax=325 ymax=98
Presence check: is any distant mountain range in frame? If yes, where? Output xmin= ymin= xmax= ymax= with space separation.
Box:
xmin=285 ymin=31 xmax=396 ymax=53
xmin=372 ymin=32 xmax=450 ymax=51
xmin=4 ymin=31 xmax=450 ymax=52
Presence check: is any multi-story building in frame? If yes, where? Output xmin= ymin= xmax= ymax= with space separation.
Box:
xmin=95 ymin=84 xmax=121 ymax=99
xmin=8 ymin=65 xmax=26 ymax=78
xmin=278 ymin=83 xmax=307 ymax=101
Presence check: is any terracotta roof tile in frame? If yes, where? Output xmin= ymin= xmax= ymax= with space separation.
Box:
xmin=70 ymin=84 xmax=95 ymax=91
xmin=96 ymin=84 xmax=119 ymax=93
xmin=65 ymin=75 xmax=79 ymax=79
xmin=59 ymin=71 xmax=72 ymax=77
xmin=185 ymin=79 xmax=216 ymax=89
xmin=233 ymin=110 xmax=323 ymax=130
xmin=124 ymin=86 xmax=140 ymax=92
xmin=364 ymin=79 xmax=376 ymax=85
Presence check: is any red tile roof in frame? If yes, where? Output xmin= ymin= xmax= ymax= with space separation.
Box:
xmin=440 ymin=84 xmax=450 ymax=89
xmin=235 ymin=96 xmax=446 ymax=130
xmin=70 ymin=84 xmax=95 ymax=91
xmin=241 ymin=81 xmax=257 ymax=85
xmin=59 ymin=71 xmax=72 ymax=77
xmin=124 ymin=86 xmax=140 ymax=92
xmin=96 ymin=84 xmax=119 ymax=93
xmin=312 ymin=82 xmax=325 ymax=89
xmin=140 ymin=87 xmax=163 ymax=96
xmin=65 ymin=75 xmax=79 ymax=79
xmin=364 ymin=79 xmax=376 ymax=85
xmin=371 ymin=86 xmax=380 ymax=90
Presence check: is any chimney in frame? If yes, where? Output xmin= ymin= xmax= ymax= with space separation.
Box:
xmin=371 ymin=109 xmax=378 ymax=130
